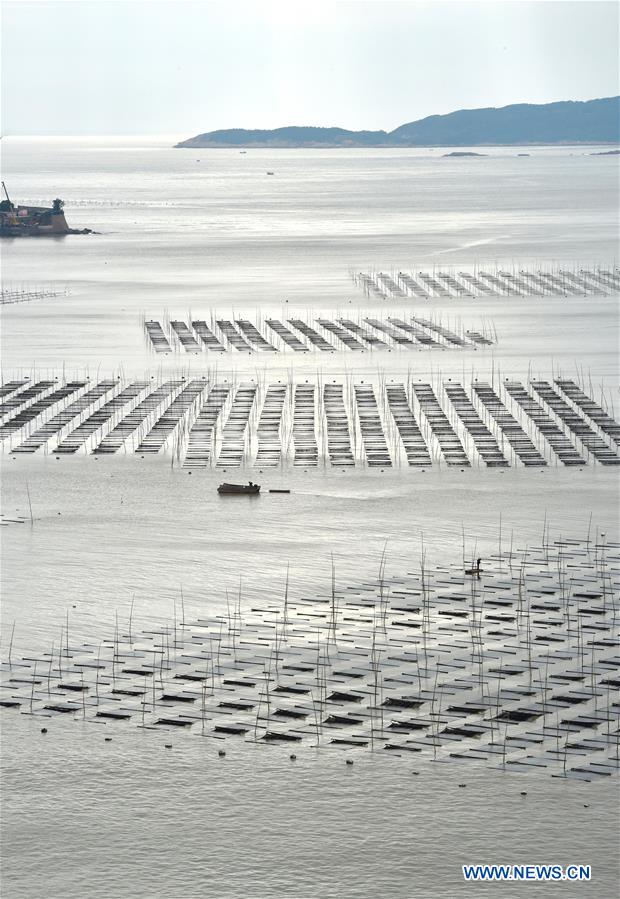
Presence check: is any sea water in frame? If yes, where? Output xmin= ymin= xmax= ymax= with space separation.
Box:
xmin=1 ymin=137 xmax=619 ymax=898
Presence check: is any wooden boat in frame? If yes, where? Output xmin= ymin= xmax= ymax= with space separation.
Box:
xmin=217 ymin=482 xmax=260 ymax=495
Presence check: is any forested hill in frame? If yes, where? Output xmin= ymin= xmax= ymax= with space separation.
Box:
xmin=176 ymin=97 xmax=619 ymax=148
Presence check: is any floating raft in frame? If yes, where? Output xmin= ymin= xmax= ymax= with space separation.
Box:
xmin=145 ymin=312 xmax=494 ymax=354
xmin=3 ymin=374 xmax=618 ymax=469
xmin=1 ymin=534 xmax=618 ymax=780
xmin=358 ymin=265 xmax=619 ymax=300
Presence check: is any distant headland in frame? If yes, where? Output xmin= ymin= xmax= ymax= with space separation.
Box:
xmin=176 ymin=96 xmax=619 ymax=148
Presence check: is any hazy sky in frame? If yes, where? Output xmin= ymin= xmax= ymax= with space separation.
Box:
xmin=2 ymin=0 xmax=618 ymax=135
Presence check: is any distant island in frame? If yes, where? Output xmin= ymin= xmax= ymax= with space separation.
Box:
xmin=591 ymin=149 xmax=620 ymax=155
xmin=176 ymin=96 xmax=620 ymax=148
xmin=443 ymin=151 xmax=487 ymax=157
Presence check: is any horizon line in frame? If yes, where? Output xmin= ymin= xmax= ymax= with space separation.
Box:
xmin=3 ymin=95 xmax=619 ymax=141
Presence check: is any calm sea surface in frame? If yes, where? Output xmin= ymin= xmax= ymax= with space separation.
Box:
xmin=1 ymin=137 xmax=619 ymax=898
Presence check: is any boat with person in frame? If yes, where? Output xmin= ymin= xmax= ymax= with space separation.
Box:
xmin=217 ymin=481 xmax=260 ymax=496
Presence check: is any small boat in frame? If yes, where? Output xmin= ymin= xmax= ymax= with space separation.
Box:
xmin=217 ymin=482 xmax=260 ymax=495
xmin=465 ymin=558 xmax=483 ymax=576
xmin=266 ymin=171 xmax=274 ymax=175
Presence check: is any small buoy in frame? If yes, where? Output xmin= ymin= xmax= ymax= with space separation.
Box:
xmin=41 ymin=727 xmax=48 ymax=734
xmin=290 ymin=754 xmax=297 ymax=760
xmin=218 ymin=749 xmax=226 ymax=757
xmin=345 ymin=759 xmax=354 ymax=766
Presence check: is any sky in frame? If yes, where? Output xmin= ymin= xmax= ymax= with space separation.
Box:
xmin=1 ymin=0 xmax=618 ymax=136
